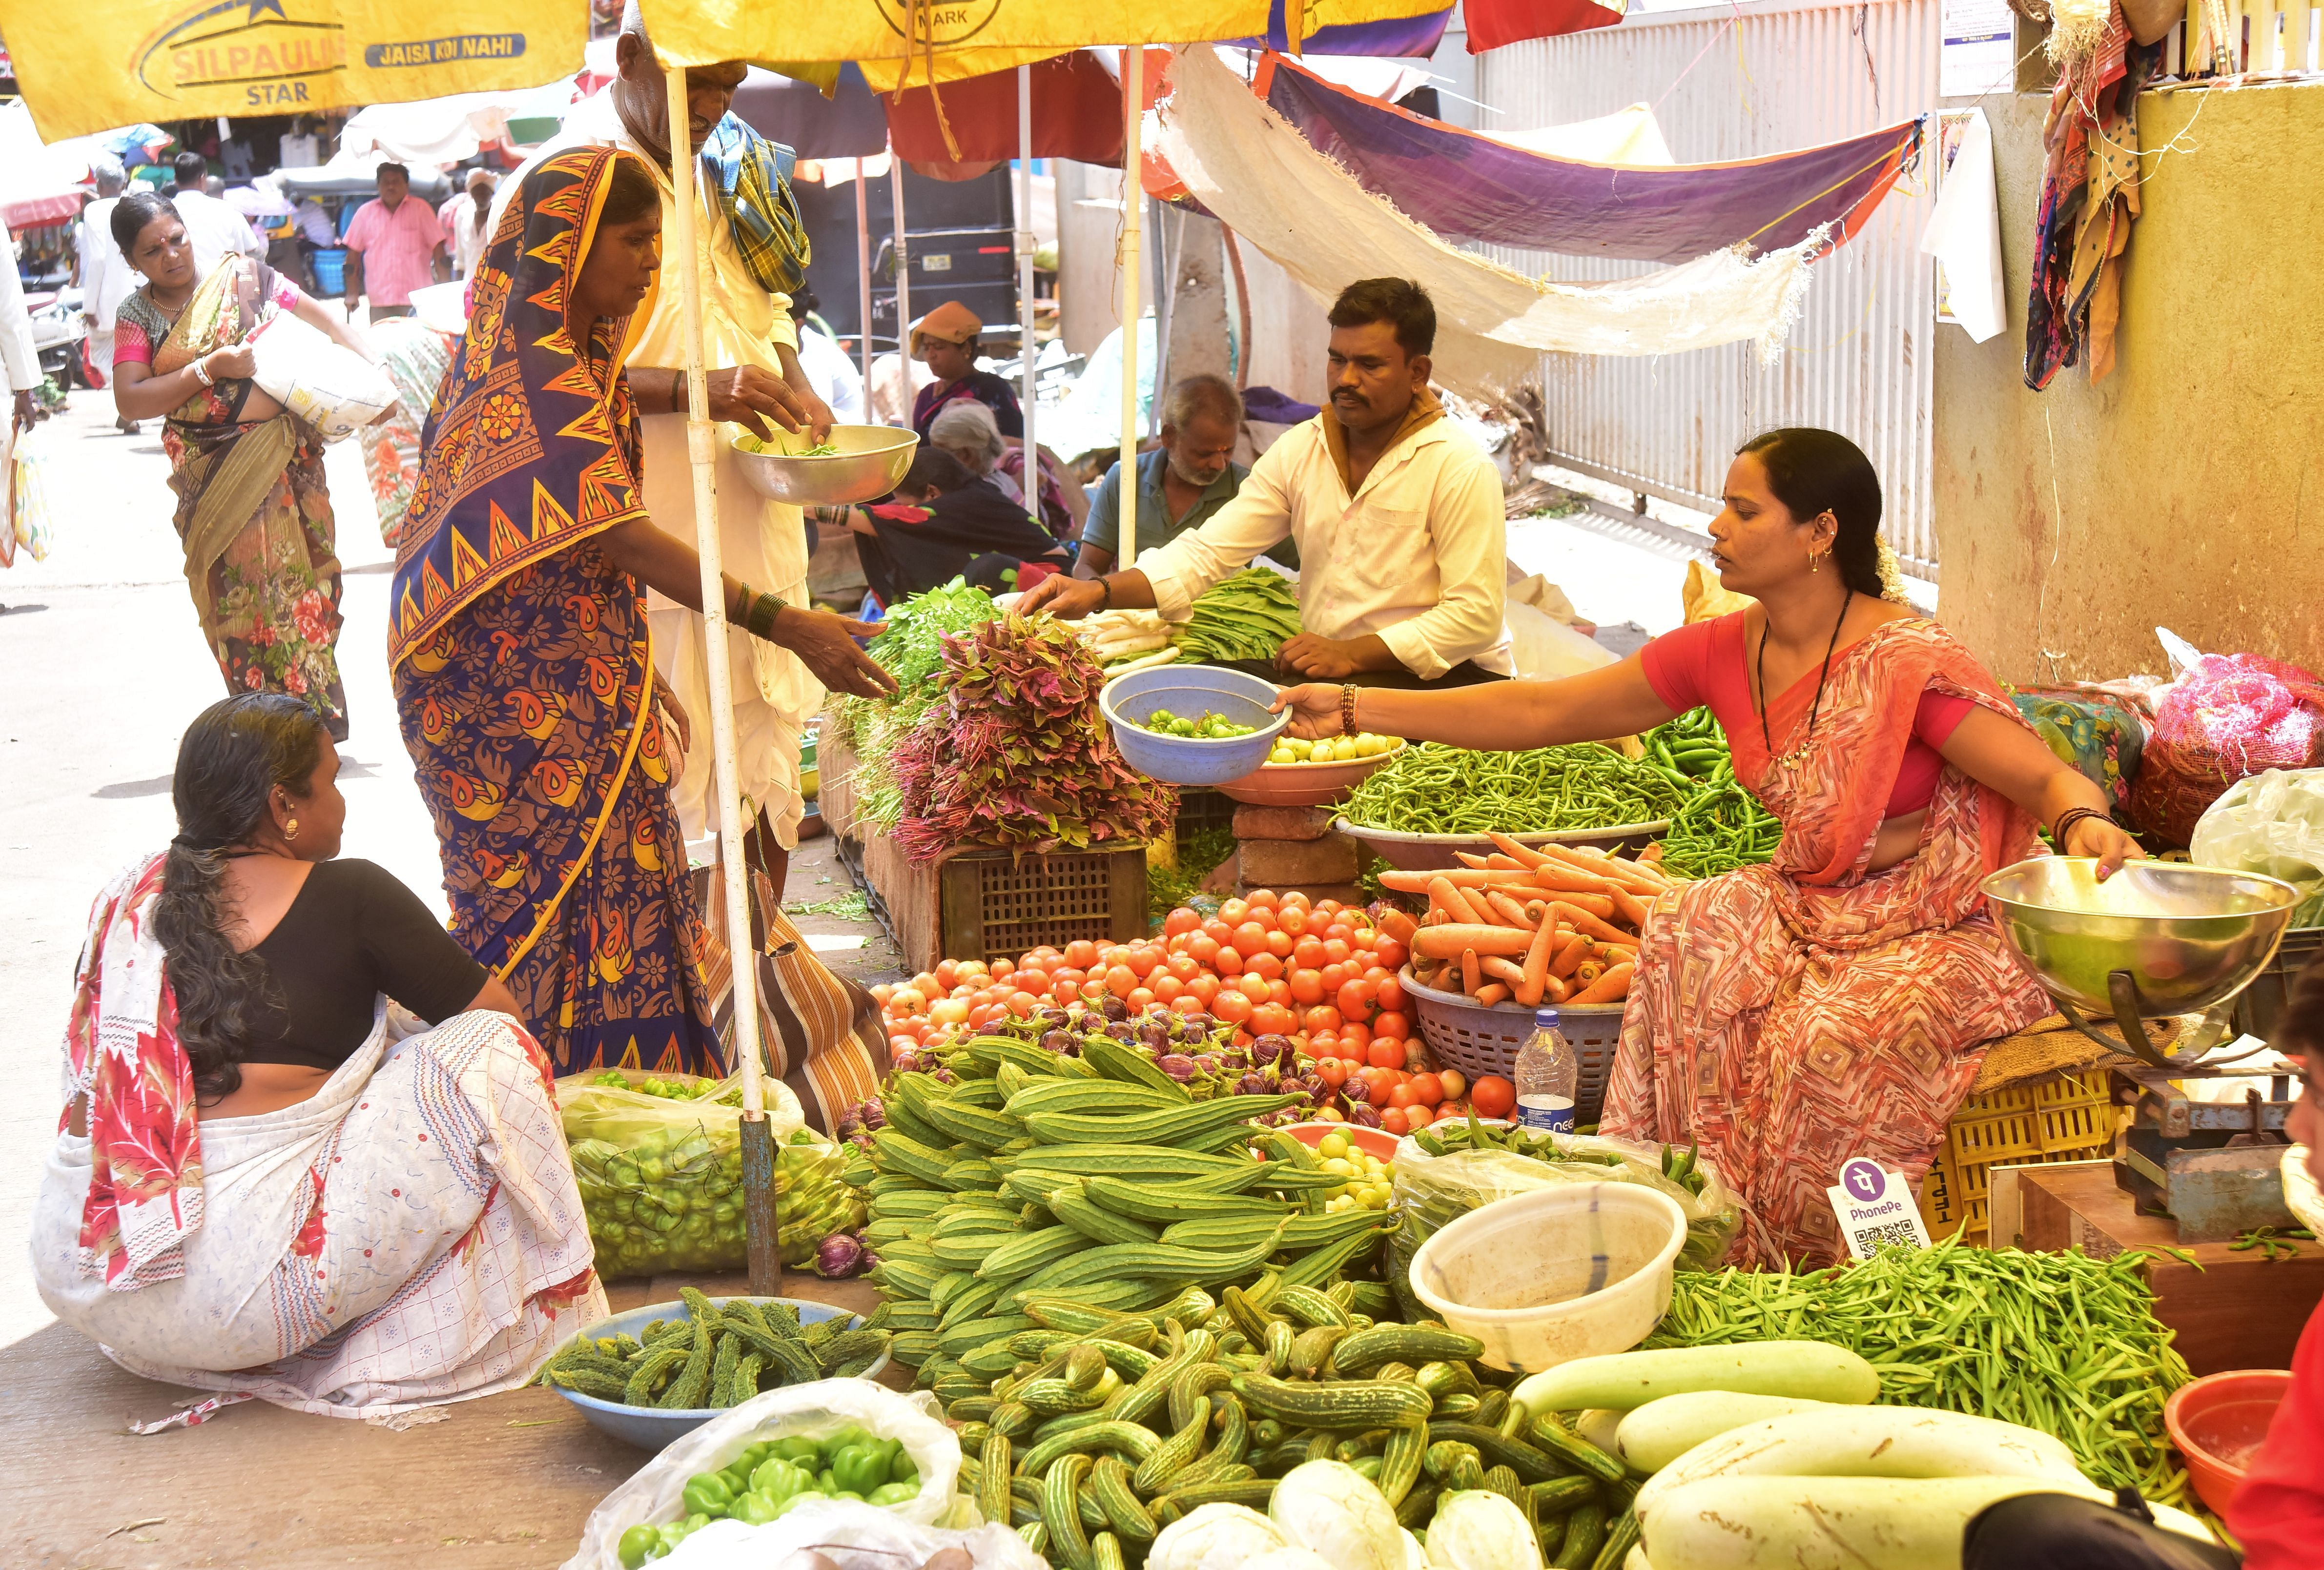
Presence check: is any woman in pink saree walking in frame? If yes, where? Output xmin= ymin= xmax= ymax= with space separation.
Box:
xmin=1274 ymin=429 xmax=2144 ymax=1266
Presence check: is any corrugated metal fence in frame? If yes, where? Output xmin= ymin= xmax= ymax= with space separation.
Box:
xmin=1475 ymin=0 xmax=1946 ymax=578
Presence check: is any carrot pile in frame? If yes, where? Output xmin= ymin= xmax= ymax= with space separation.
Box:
xmin=1381 ymin=833 xmax=1685 ymax=1009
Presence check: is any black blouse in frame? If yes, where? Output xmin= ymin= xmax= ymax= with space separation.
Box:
xmin=240 ymin=858 xmax=488 ymax=1071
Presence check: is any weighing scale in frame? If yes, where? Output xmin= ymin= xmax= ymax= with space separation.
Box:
xmin=1984 ymin=858 xmax=2304 ymax=1243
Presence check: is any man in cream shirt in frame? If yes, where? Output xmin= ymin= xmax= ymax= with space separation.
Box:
xmin=500 ymin=5 xmax=888 ymax=895
xmin=1021 ymin=277 xmax=1510 ymax=687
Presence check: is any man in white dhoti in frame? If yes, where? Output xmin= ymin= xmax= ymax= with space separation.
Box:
xmin=503 ymin=4 xmax=890 ymax=898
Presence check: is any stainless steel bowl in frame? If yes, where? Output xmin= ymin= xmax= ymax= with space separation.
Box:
xmin=1981 ymin=856 xmax=2300 ymax=1016
xmin=729 ymin=424 xmax=919 ymax=506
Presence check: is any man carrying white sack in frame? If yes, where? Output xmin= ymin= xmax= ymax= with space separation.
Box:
xmin=499 ymin=3 xmax=892 ymax=897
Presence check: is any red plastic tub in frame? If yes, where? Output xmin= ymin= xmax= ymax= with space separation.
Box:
xmin=2164 ymin=1368 xmax=2293 ymax=1516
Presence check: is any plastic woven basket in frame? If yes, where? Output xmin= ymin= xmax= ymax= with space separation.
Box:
xmin=1400 ymin=965 xmax=1623 ymax=1123
xmin=1916 ymin=1069 xmax=2118 ymax=1244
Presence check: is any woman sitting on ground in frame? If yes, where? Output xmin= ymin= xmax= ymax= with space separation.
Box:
xmin=33 ymin=693 xmax=604 ymax=1422
xmin=839 ymin=448 xmax=1071 ymax=607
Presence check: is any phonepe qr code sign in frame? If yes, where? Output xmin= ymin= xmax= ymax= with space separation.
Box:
xmin=1826 ymin=1157 xmax=1932 ymax=1260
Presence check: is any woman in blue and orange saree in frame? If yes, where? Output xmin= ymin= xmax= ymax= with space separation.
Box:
xmin=389 ymin=147 xmax=811 ymax=1076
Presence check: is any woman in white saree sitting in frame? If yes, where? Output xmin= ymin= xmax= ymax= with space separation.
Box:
xmin=33 ymin=693 xmax=606 ymax=1422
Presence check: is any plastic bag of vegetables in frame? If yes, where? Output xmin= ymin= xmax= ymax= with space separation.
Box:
xmin=558 ymin=1072 xmax=863 ymax=1277
xmin=651 ymin=1501 xmax=1046 ymax=1570
xmin=563 ymin=1381 xmax=966 ymax=1570
xmin=1388 ymin=1136 xmax=1739 ymax=1313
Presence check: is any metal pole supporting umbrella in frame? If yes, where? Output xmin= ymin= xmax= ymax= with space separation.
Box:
xmin=1115 ymin=45 xmax=1144 ymax=567
xmin=1017 ymin=66 xmax=1038 ymax=462
xmin=665 ymin=64 xmax=779 ymax=1294
xmin=889 ymin=143 xmax=911 ymax=411
xmin=855 ymin=166 xmax=876 ymax=420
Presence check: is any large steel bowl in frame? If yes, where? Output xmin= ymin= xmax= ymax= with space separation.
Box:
xmin=730 ymin=424 xmax=918 ymax=506
xmin=1982 ymin=856 xmax=2299 ymax=1017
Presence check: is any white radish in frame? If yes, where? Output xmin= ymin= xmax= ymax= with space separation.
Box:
xmin=1513 ymin=1342 xmax=1879 ymax=1418
xmin=1617 ymin=1391 xmax=1841 ymax=1474
xmin=1633 ymin=1406 xmax=2087 ymax=1519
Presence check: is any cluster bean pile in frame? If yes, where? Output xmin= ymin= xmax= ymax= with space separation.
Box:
xmin=1344 ymin=743 xmax=1690 ymax=836
xmin=1642 ymin=1238 xmax=2195 ymax=1504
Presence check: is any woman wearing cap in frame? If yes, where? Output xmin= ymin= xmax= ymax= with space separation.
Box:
xmin=909 ymin=300 xmax=1023 ymax=440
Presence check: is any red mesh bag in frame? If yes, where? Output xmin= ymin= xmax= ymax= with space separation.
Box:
xmin=2126 ymin=653 xmax=2324 ymax=846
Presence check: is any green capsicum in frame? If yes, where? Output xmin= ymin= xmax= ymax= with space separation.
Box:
xmin=617 ymin=1523 xmax=659 ymax=1570
xmin=769 ymin=1489 xmax=827 ymax=1521
xmin=830 ymin=1440 xmax=892 ymax=1495
xmin=867 ymin=1481 xmax=921 ymax=1508
xmin=747 ymin=1456 xmax=814 ymax=1508
xmin=768 ymin=1435 xmax=823 ymax=1467
xmin=680 ymin=1472 xmax=736 ymax=1519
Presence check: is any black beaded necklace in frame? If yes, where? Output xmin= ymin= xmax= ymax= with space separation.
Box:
xmin=1755 ymin=590 xmax=1852 ymax=771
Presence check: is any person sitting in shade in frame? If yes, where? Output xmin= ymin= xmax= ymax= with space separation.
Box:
xmin=909 ymin=300 xmax=1024 ymax=439
xmin=1073 ymin=372 xmax=1264 ymax=579
xmin=837 ymin=449 xmax=1070 ymax=607
xmin=1020 ymin=277 xmax=1509 ymax=689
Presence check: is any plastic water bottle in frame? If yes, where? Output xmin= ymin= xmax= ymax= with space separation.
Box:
xmin=1514 ymin=1008 xmax=1577 ymax=1134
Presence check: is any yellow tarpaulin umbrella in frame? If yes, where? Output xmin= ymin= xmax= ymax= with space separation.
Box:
xmin=6 ymin=1 xmax=586 ymax=142
xmin=642 ymin=0 xmax=1445 ymax=88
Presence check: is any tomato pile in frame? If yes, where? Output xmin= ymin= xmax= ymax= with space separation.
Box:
xmin=871 ymin=890 xmax=1495 ymax=1127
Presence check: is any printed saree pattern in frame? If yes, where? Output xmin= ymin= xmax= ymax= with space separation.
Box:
xmin=391 ymin=146 xmax=722 ymax=1076
xmin=1601 ymin=619 xmax=2054 ymax=1267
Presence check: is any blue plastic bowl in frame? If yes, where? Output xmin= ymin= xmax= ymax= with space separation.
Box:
xmin=1101 ymin=664 xmax=1290 ymax=786
xmin=547 ymin=1295 xmax=887 ymax=1451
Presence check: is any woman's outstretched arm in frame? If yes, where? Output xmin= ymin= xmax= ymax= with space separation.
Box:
xmin=1273 ymin=654 xmax=1678 ymax=750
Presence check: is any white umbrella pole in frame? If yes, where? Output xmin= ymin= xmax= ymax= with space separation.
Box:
xmin=889 ymin=142 xmax=911 ymax=393
xmin=855 ymin=164 xmax=875 ymax=422
xmin=666 ymin=64 xmax=777 ymax=1295
xmin=1116 ymin=45 xmax=1143 ymax=567
xmin=1017 ymin=66 xmax=1038 ymax=461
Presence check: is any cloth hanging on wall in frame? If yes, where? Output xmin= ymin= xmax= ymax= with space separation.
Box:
xmin=1155 ymin=45 xmax=1834 ymax=393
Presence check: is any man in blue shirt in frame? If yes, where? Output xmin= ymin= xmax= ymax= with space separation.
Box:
xmin=1075 ymin=374 xmax=1284 ymax=576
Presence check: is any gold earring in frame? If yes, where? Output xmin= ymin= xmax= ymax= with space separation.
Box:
xmin=284 ymin=817 xmax=300 ymax=838
xmin=1810 ymin=552 xmax=1821 ymax=573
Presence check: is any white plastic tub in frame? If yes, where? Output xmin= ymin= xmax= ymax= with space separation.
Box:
xmin=1406 ymin=1182 xmax=1687 ymax=1374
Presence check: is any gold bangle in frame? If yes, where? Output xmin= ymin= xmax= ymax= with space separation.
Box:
xmin=1339 ymin=683 xmax=1360 ymax=737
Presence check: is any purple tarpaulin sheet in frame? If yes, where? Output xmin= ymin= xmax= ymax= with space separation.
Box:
xmin=1259 ymin=54 xmax=1921 ymax=265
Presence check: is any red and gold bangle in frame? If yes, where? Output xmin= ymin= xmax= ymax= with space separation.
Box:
xmin=1339 ymin=683 xmax=1360 ymax=737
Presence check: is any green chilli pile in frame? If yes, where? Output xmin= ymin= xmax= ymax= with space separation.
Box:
xmin=1169 ymin=569 xmax=1302 ymax=662
xmin=1343 ymin=742 xmax=1691 ymax=836
xmin=1642 ymin=1237 xmax=2195 ymax=1505
xmin=1640 ymin=708 xmax=1783 ymax=878
xmin=536 ymin=1286 xmax=891 ymax=1411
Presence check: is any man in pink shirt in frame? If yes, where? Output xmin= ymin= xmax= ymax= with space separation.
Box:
xmin=341 ymin=163 xmax=446 ymax=322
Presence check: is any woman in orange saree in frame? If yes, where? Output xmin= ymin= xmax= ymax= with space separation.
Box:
xmin=1274 ymin=429 xmax=2143 ymax=1266
xmin=389 ymin=147 xmax=837 ymax=1076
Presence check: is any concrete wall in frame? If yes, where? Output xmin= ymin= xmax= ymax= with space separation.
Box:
xmin=1934 ymin=81 xmax=2324 ymax=684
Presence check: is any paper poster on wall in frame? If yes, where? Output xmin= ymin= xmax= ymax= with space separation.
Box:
xmin=1940 ymin=0 xmax=2017 ymax=99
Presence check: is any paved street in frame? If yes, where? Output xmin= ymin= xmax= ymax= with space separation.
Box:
xmin=0 ymin=383 xmax=1689 ymax=1353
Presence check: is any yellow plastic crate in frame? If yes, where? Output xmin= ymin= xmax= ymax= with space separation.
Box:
xmin=1918 ymin=1071 xmax=2117 ymax=1245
